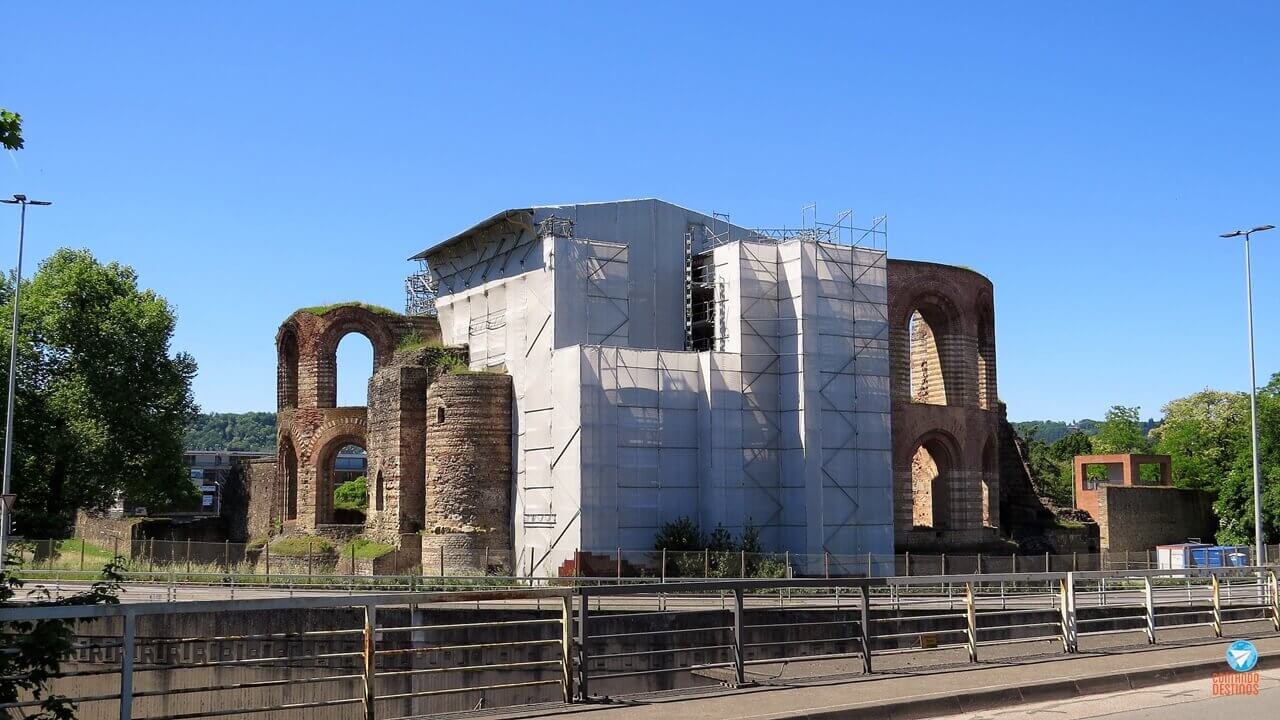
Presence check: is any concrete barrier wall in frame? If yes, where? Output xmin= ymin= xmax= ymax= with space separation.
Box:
xmin=1098 ymin=486 xmax=1216 ymax=551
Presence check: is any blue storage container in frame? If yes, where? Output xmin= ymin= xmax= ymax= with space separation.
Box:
xmin=1190 ymin=545 xmax=1249 ymax=568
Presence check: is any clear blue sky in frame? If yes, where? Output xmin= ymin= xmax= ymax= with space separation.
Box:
xmin=3 ymin=3 xmax=1277 ymax=421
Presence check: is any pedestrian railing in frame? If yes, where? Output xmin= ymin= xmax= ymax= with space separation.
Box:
xmin=1 ymin=567 xmax=1277 ymax=720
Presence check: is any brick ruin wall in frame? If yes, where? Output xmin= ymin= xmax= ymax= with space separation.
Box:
xmin=422 ymin=373 xmax=513 ymax=575
xmin=888 ymin=260 xmax=1002 ymax=552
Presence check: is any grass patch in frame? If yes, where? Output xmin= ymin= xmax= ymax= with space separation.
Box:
xmin=397 ymin=332 xmax=443 ymax=351
xmin=55 ymin=539 xmax=116 ymax=562
xmin=299 ymin=301 xmax=400 ymax=318
xmin=341 ymin=538 xmax=394 ymax=560
xmin=269 ymin=536 xmax=334 ymax=556
xmin=1053 ymin=517 xmax=1087 ymax=529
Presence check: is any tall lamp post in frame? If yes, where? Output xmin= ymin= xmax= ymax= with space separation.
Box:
xmin=0 ymin=194 xmax=52 ymax=570
xmin=1220 ymin=224 xmax=1274 ymax=567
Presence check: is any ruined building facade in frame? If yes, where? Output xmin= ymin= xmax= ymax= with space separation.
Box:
xmin=887 ymin=260 xmax=1002 ymax=552
xmin=244 ymin=198 xmax=1055 ymax=576
xmin=248 ymin=304 xmax=515 ymax=575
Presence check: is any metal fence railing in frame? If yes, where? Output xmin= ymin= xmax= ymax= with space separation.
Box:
xmin=15 ymin=538 xmax=1280 ymax=587
xmin=2 ymin=566 xmax=1277 ymax=719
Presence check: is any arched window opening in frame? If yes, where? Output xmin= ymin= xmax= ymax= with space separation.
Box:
xmin=908 ymin=308 xmax=949 ymax=405
xmin=279 ymin=329 xmax=299 ymax=409
xmin=329 ymin=443 xmax=368 ymax=525
xmin=436 ymin=406 xmax=446 ymax=424
xmin=981 ymin=435 xmax=998 ymax=528
xmin=976 ymin=310 xmax=995 ymax=410
xmin=912 ymin=437 xmax=955 ymax=530
xmin=334 ymin=332 xmax=375 ymax=407
xmin=282 ymin=439 xmax=299 ymax=522
xmin=374 ymin=470 xmax=385 ymax=512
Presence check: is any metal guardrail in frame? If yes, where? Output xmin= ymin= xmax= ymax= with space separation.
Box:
xmin=1 ymin=567 xmax=1277 ymax=720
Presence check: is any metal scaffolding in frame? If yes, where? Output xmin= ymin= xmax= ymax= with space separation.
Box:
xmin=404 ymin=259 xmax=437 ymax=316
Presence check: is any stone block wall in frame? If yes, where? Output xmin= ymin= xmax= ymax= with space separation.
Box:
xmin=423 ymin=373 xmax=513 ymax=574
xmin=365 ymin=363 xmax=429 ymax=541
xmin=1097 ymin=485 xmax=1216 ymax=551
xmin=243 ymin=457 xmax=278 ymax=541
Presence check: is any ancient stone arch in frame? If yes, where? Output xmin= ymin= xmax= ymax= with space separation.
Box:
xmin=905 ymin=430 xmax=963 ymax=530
xmin=273 ymin=304 xmax=439 ymax=532
xmin=981 ymin=433 xmax=999 ymax=528
xmin=888 ymin=260 xmax=1001 ymax=551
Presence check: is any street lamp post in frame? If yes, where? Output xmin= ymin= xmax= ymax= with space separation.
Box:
xmin=1220 ymin=224 xmax=1274 ymax=568
xmin=0 ymin=194 xmax=52 ymax=570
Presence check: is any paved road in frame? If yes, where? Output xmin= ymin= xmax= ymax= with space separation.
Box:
xmin=934 ymin=666 xmax=1280 ymax=719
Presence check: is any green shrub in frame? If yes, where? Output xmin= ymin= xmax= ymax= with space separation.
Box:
xmin=334 ymin=476 xmax=367 ymax=511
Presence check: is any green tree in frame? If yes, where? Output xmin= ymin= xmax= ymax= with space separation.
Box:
xmin=1091 ymin=405 xmax=1150 ymax=454
xmin=1152 ymin=389 xmax=1250 ymax=492
xmin=0 ymin=109 xmax=21 ymax=151
xmin=0 ymin=249 xmax=199 ymax=536
xmin=1211 ymin=374 xmax=1280 ymax=544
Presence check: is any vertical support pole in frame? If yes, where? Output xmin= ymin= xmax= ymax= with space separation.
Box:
xmin=308 ymin=539 xmax=313 ymax=579
xmin=941 ymin=553 xmax=947 ymax=575
xmin=561 ymin=595 xmax=574 ymax=702
xmin=362 ymin=603 xmax=376 ymax=720
xmin=1012 ymin=553 xmax=1017 ymax=574
xmin=119 ymin=611 xmax=136 ymax=720
xmin=1211 ymin=572 xmax=1223 ymax=638
xmin=576 ymin=592 xmax=590 ymax=701
xmin=113 ymin=537 xmax=119 ymax=564
xmin=1061 ymin=573 xmax=1078 ymax=653
xmin=616 ymin=548 xmax=622 ymax=583
xmin=185 ymin=538 xmax=191 ymax=575
xmin=1072 ymin=552 xmax=1078 ymax=572
xmin=977 ymin=553 xmax=982 ymax=575
xmin=79 ymin=539 xmax=85 ymax=571
xmin=859 ymin=585 xmax=873 ymax=674
xmin=965 ymin=581 xmax=978 ymax=662
xmin=825 ymin=551 xmax=830 ymax=579
xmin=731 ymin=589 xmax=745 ymax=686
xmin=785 ymin=550 xmax=791 ymax=578
xmin=439 ymin=546 xmax=444 ymax=577
xmin=741 ymin=549 xmax=746 ymax=579
xmin=1144 ymin=576 xmax=1156 ymax=644
xmin=264 ymin=543 xmax=270 ymax=582
xmin=1045 ymin=551 xmax=1050 ymax=573
xmin=904 ymin=551 xmax=910 ymax=577
xmin=661 ymin=548 xmax=667 ymax=583
xmin=867 ymin=552 xmax=873 ymax=578
xmin=704 ymin=548 xmax=710 ymax=579
xmin=223 ymin=540 xmax=229 ymax=571
xmin=1270 ymin=571 xmax=1280 ymax=632
xmin=351 ymin=543 xmax=357 ymax=576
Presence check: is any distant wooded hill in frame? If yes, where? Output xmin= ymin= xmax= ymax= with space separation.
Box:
xmin=1011 ymin=417 xmax=1160 ymax=444
xmin=186 ymin=411 xmax=1160 ymax=453
xmin=185 ymin=412 xmax=276 ymax=452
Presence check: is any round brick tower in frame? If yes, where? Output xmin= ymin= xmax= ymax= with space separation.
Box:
xmin=422 ymin=373 xmax=513 ymax=575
